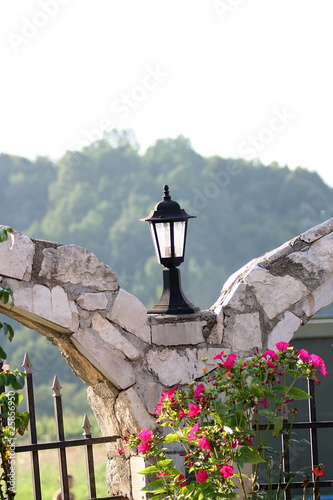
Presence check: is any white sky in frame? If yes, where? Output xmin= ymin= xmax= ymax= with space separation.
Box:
xmin=1 ymin=0 xmax=333 ymax=186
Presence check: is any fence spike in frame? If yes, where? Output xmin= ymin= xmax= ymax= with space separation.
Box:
xmin=82 ymin=414 xmax=92 ymax=436
xmin=52 ymin=375 xmax=62 ymax=397
xmin=22 ymin=353 xmax=33 ymax=374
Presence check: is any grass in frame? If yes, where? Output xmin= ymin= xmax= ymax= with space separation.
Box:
xmin=13 ymin=415 xmax=112 ymax=499
xmin=16 ymin=444 xmax=110 ymax=499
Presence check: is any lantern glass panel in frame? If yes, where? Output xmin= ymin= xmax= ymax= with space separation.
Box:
xmin=154 ymin=222 xmax=172 ymax=259
xmin=148 ymin=223 xmax=160 ymax=260
xmin=173 ymin=221 xmax=186 ymax=257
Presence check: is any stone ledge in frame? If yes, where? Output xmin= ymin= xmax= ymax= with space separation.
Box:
xmin=151 ymin=321 xmax=206 ymax=346
xmin=148 ymin=309 xmax=216 ymax=324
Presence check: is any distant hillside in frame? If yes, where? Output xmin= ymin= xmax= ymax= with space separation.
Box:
xmin=1 ymin=130 xmax=332 ymax=309
xmin=2 ymin=129 xmax=333 ymax=415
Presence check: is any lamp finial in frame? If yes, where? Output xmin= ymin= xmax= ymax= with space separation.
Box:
xmin=163 ymin=185 xmax=170 ymax=200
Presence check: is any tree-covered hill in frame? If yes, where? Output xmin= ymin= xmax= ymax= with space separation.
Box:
xmin=2 ymin=129 xmax=333 ymax=415
xmin=2 ymin=130 xmax=331 ymax=310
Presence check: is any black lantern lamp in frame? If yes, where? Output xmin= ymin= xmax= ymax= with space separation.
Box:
xmin=141 ymin=185 xmax=199 ymax=314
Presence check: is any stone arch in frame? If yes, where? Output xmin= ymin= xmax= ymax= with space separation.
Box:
xmin=1 ymin=218 xmax=333 ymax=498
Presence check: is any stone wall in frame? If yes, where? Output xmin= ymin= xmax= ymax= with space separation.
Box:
xmin=0 ymin=218 xmax=333 ymax=498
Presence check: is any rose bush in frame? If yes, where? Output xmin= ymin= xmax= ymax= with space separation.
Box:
xmin=123 ymin=343 xmax=327 ymax=500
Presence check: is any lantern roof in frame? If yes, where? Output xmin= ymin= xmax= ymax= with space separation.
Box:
xmin=141 ymin=185 xmax=195 ymax=222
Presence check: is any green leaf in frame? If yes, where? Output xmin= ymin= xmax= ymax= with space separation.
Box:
xmin=163 ymin=432 xmax=180 ymax=444
xmin=0 ymin=229 xmax=9 ymax=243
xmin=17 ymin=393 xmax=24 ymax=405
xmin=236 ymin=446 xmax=266 ymax=465
xmin=141 ymin=479 xmax=166 ymax=492
xmin=286 ymin=370 xmax=301 ymax=377
xmin=11 ymin=375 xmax=25 ymax=390
xmin=157 ymin=459 xmax=173 ymax=470
xmin=251 ymin=385 xmax=265 ymax=398
xmin=0 ymin=346 xmax=7 ymax=359
xmin=139 ymin=465 xmax=159 ymax=475
xmin=3 ymin=323 xmax=14 ymax=342
xmin=272 ymin=385 xmax=288 ymax=393
xmin=286 ymin=387 xmax=311 ymax=400
xmin=273 ymin=415 xmax=283 ymax=437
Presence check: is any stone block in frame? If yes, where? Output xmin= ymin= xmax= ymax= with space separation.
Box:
xmin=299 ymin=219 xmax=333 ymax=243
xmin=267 ymin=312 xmax=302 ymax=349
xmin=259 ymin=240 xmax=292 ymax=264
xmin=224 ymin=312 xmax=262 ymax=352
xmin=146 ymin=348 xmax=196 ymax=386
xmin=197 ymin=347 xmax=229 ymax=370
xmin=92 ymin=312 xmax=141 ymax=360
xmin=244 ymin=266 xmax=308 ymax=319
xmin=108 ymin=289 xmax=150 ymax=343
xmin=76 ymin=292 xmax=108 ymax=310
xmin=12 ymin=283 xmax=79 ymax=332
xmin=32 ymin=284 xmax=52 ymax=320
xmin=87 ymin=382 xmax=120 ymax=437
xmin=288 ymin=232 xmax=333 ymax=274
xmin=146 ymin=347 xmax=222 ymax=386
xmin=0 ymin=230 xmax=35 ymax=280
xmin=50 ymin=286 xmax=80 ymax=331
xmin=151 ymin=321 xmax=206 ymax=346
xmin=222 ymin=282 xmax=248 ymax=312
xmin=130 ymin=456 xmax=147 ymax=500
xmin=39 ymin=244 xmax=118 ymax=291
xmin=301 ymin=279 xmax=333 ymax=318
xmin=72 ymin=328 xmax=136 ymax=389
xmin=115 ymin=387 xmax=155 ymax=433
xmin=206 ymin=321 xmax=223 ymax=344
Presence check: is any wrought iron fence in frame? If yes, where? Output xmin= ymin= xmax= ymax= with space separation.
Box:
xmin=258 ymin=379 xmax=333 ymax=500
xmin=1 ymin=353 xmax=123 ymax=500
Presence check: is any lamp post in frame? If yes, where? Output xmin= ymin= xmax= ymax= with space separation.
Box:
xmin=141 ymin=185 xmax=199 ymax=314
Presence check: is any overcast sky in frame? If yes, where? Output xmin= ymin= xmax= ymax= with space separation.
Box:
xmin=1 ymin=1 xmax=333 ymax=186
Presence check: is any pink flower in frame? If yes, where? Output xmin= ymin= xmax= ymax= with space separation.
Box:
xmin=260 ymin=396 xmax=268 ymax=409
xmin=247 ymin=435 xmax=254 ymax=446
xmin=220 ymin=464 xmax=234 ymax=478
xmin=139 ymin=429 xmax=153 ymax=441
xmin=198 ymin=436 xmax=211 ymax=450
xmin=263 ymin=350 xmax=279 ymax=360
xmin=154 ymin=386 xmax=178 ymax=415
xmin=189 ymin=423 xmax=199 ymax=442
xmin=224 ymin=353 xmax=237 ymax=370
xmin=267 ymin=360 xmax=277 ymax=369
xmin=309 ymin=354 xmax=327 ymax=376
xmin=187 ymin=404 xmax=201 ymax=417
xmin=275 ymin=342 xmax=289 ymax=351
xmin=194 ymin=383 xmax=205 ymax=401
xmin=309 ymin=354 xmax=323 ymax=365
xmin=177 ymin=474 xmax=187 ymax=487
xmin=214 ymin=351 xmax=225 ymax=360
xmin=298 ymin=349 xmax=310 ymax=362
xmin=178 ymin=408 xmax=186 ymax=419
xmin=156 ymin=471 xmax=168 ymax=478
xmin=196 ymin=470 xmax=208 ymax=483
xmin=138 ymin=441 xmax=151 ymax=454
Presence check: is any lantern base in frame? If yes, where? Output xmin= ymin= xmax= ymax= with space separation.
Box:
xmin=148 ymin=268 xmax=200 ymax=315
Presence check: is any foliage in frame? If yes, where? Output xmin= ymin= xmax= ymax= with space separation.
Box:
xmin=1 ymin=131 xmax=333 ymax=310
xmin=124 ymin=343 xmax=326 ymax=500
xmin=0 ymin=227 xmax=29 ymax=499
